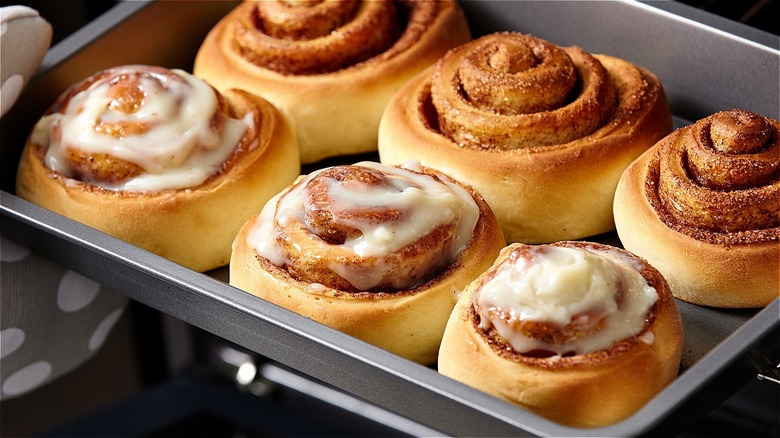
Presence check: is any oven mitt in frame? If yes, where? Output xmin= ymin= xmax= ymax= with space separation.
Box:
xmin=1 ymin=6 xmax=51 ymax=116
xmin=0 ymin=6 xmax=129 ymax=400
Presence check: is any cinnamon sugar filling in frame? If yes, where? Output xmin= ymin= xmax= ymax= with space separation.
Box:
xmin=230 ymin=0 xmax=446 ymax=75
xmin=647 ymin=109 xmax=779 ymax=244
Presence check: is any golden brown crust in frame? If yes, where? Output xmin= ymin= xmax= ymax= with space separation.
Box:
xmin=613 ymin=110 xmax=780 ymax=308
xmin=194 ymin=0 xmax=472 ymax=164
xmin=378 ymin=32 xmax=673 ymax=243
xmin=16 ymin=68 xmax=300 ymax=272
xmin=438 ymin=242 xmax=683 ymax=428
xmin=229 ymin=164 xmax=506 ymax=364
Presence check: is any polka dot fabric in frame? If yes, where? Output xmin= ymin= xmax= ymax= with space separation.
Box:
xmin=0 ymin=236 xmax=128 ymax=400
xmin=1 ymin=6 xmax=128 ymax=400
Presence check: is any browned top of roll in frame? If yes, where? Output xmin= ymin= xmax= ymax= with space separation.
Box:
xmin=647 ymin=109 xmax=780 ymax=245
xmin=228 ymin=0 xmax=456 ymax=75
xmin=417 ymin=32 xmax=664 ymax=151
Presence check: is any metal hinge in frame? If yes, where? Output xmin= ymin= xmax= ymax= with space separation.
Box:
xmin=757 ymin=360 xmax=780 ymax=384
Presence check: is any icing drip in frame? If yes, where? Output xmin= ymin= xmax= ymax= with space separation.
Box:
xmin=475 ymin=245 xmax=658 ymax=356
xmin=248 ymin=161 xmax=480 ymax=291
xmin=32 ymin=66 xmax=249 ymax=191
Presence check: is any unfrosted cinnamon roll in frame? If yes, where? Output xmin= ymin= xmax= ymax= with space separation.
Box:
xmin=379 ymin=32 xmax=673 ymax=243
xmin=614 ymin=109 xmax=779 ymax=308
xmin=438 ymin=242 xmax=683 ymax=428
xmin=193 ymin=0 xmax=471 ymax=164
xmin=16 ymin=65 xmax=299 ymax=272
xmin=230 ymin=161 xmax=505 ymax=364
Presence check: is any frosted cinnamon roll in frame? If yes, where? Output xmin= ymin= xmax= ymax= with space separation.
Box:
xmin=379 ymin=32 xmax=673 ymax=243
xmin=614 ymin=109 xmax=779 ymax=308
xmin=194 ymin=0 xmax=471 ymax=164
xmin=16 ymin=65 xmax=299 ymax=272
xmin=230 ymin=161 xmax=505 ymax=364
xmin=438 ymin=242 xmax=683 ymax=428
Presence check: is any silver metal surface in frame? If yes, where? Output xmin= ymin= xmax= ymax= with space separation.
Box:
xmin=1 ymin=1 xmax=778 ymax=436
xmin=757 ymin=362 xmax=780 ymax=385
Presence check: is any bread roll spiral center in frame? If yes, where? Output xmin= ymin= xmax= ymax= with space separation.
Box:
xmin=248 ymin=162 xmax=480 ymax=291
xmin=474 ymin=244 xmax=657 ymax=357
xmin=302 ymin=166 xmax=404 ymax=244
xmin=235 ymin=0 xmax=404 ymax=75
xmin=226 ymin=0 xmax=455 ymax=76
xmin=428 ymin=33 xmax=617 ymax=150
xmin=655 ymin=109 xmax=779 ymax=234
xmin=254 ymin=0 xmax=360 ymax=40
xmin=455 ymin=37 xmax=576 ymax=114
xmin=710 ymin=110 xmax=771 ymax=154
xmin=31 ymin=65 xmax=252 ymax=191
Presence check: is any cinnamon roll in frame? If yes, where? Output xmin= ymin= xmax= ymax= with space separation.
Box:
xmin=378 ymin=32 xmax=673 ymax=243
xmin=193 ymin=0 xmax=471 ymax=164
xmin=614 ymin=109 xmax=779 ymax=308
xmin=16 ymin=65 xmax=300 ymax=272
xmin=230 ymin=161 xmax=505 ymax=364
xmin=438 ymin=242 xmax=683 ymax=428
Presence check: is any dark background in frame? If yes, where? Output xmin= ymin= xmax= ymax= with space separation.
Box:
xmin=1 ymin=1 xmax=777 ymax=437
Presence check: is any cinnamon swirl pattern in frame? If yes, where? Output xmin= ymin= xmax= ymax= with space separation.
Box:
xmin=379 ymin=32 xmax=673 ymax=243
xmin=230 ymin=161 xmax=506 ymax=364
xmin=614 ymin=109 xmax=779 ymax=308
xmin=194 ymin=0 xmax=471 ymax=164
xmin=438 ymin=242 xmax=683 ymax=428
xmin=16 ymin=65 xmax=300 ymax=272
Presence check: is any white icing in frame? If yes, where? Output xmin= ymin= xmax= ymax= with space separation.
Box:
xmin=247 ymin=162 xmax=480 ymax=290
xmin=247 ymin=192 xmax=286 ymax=266
xmin=476 ymin=245 xmax=658 ymax=356
xmin=639 ymin=330 xmax=655 ymax=345
xmin=32 ymin=66 xmax=249 ymax=191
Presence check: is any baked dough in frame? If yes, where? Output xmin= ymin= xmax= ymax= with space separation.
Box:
xmin=16 ymin=65 xmax=300 ymax=272
xmin=438 ymin=241 xmax=683 ymax=428
xmin=379 ymin=32 xmax=673 ymax=243
xmin=614 ymin=109 xmax=779 ymax=308
xmin=230 ymin=161 xmax=506 ymax=364
xmin=194 ymin=0 xmax=471 ymax=164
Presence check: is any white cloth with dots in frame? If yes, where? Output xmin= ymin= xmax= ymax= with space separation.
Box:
xmin=0 ymin=6 xmax=128 ymax=400
xmin=1 ymin=6 xmax=50 ymax=116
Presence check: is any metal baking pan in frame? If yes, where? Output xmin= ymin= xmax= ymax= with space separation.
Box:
xmin=1 ymin=1 xmax=778 ymax=436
